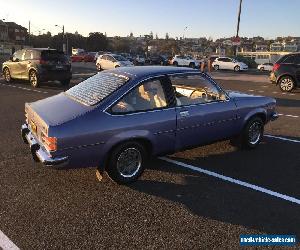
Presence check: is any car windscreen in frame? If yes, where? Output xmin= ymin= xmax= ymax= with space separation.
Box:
xmin=65 ymin=72 xmax=129 ymax=106
xmin=41 ymin=50 xmax=67 ymax=61
xmin=113 ymin=55 xmax=127 ymax=61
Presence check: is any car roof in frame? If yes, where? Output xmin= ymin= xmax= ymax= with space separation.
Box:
xmin=108 ymin=66 xmax=199 ymax=79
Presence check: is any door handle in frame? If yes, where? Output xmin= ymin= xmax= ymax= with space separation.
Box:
xmin=179 ymin=111 xmax=189 ymax=117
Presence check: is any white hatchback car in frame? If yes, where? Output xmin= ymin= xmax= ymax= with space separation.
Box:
xmin=257 ymin=62 xmax=273 ymax=71
xmin=96 ymin=54 xmax=133 ymax=71
xmin=171 ymin=55 xmax=200 ymax=68
xmin=212 ymin=57 xmax=248 ymax=72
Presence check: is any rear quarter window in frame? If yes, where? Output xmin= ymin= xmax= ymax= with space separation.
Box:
xmin=66 ymin=72 xmax=129 ymax=106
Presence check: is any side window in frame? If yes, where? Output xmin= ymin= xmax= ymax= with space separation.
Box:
xmin=169 ymin=74 xmax=227 ymax=106
xmin=224 ymin=58 xmax=232 ymax=62
xmin=294 ymin=55 xmax=300 ymax=64
xmin=24 ymin=50 xmax=32 ymax=60
xmin=283 ymin=55 xmax=295 ymax=64
xmin=31 ymin=50 xmax=40 ymax=59
xmin=102 ymin=55 xmax=107 ymax=60
xmin=110 ymin=79 xmax=167 ymax=114
xmin=217 ymin=58 xmax=224 ymax=62
xmin=13 ymin=50 xmax=23 ymax=61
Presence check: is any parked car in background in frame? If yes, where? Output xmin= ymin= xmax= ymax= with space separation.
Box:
xmin=145 ymin=55 xmax=168 ymax=65
xmin=212 ymin=57 xmax=248 ymax=72
xmin=257 ymin=62 xmax=273 ymax=71
xmin=96 ymin=54 xmax=133 ymax=70
xmin=170 ymin=55 xmax=200 ymax=68
xmin=71 ymin=52 xmax=94 ymax=62
xmin=134 ymin=55 xmax=145 ymax=65
xmin=21 ymin=66 xmax=278 ymax=184
xmin=269 ymin=53 xmax=300 ymax=92
xmin=2 ymin=48 xmax=72 ymax=87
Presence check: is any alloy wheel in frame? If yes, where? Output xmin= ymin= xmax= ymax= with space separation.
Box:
xmin=116 ymin=148 xmax=142 ymax=178
xmin=280 ymin=78 xmax=294 ymax=92
xmin=248 ymin=121 xmax=262 ymax=145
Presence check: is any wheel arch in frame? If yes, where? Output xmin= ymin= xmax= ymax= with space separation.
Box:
xmin=243 ymin=110 xmax=267 ymax=128
xmin=276 ymin=74 xmax=296 ymax=86
xmin=101 ymin=137 xmax=153 ymax=172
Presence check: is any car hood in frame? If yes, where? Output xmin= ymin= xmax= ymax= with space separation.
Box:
xmin=226 ymin=90 xmax=255 ymax=99
xmin=27 ymin=92 xmax=95 ymax=126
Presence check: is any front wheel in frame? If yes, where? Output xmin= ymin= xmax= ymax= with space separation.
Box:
xmin=173 ymin=61 xmax=178 ymax=67
xmin=259 ymin=67 xmax=264 ymax=71
xmin=29 ymin=70 xmax=39 ymax=88
xmin=60 ymin=79 xmax=70 ymax=87
xmin=279 ymin=76 xmax=295 ymax=92
xmin=106 ymin=142 xmax=147 ymax=184
xmin=3 ymin=68 xmax=12 ymax=83
xmin=241 ymin=117 xmax=264 ymax=149
xmin=189 ymin=62 xmax=195 ymax=68
xmin=234 ymin=65 xmax=240 ymax=72
xmin=214 ymin=65 xmax=219 ymax=70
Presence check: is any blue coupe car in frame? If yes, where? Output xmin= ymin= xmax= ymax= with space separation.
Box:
xmin=21 ymin=66 xmax=278 ymax=184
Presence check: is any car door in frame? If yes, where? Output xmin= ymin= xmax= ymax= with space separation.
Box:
xmin=217 ymin=58 xmax=225 ymax=69
xmin=223 ymin=57 xmax=233 ymax=70
xmin=10 ymin=50 xmax=24 ymax=79
xmin=106 ymin=76 xmax=177 ymax=155
xmin=106 ymin=55 xmax=116 ymax=69
xmin=168 ymin=73 xmax=238 ymax=150
xmin=19 ymin=49 xmax=32 ymax=79
xmin=100 ymin=55 xmax=108 ymax=69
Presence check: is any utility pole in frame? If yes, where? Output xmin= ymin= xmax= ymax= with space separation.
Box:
xmin=234 ymin=0 xmax=243 ymax=56
xmin=28 ymin=20 xmax=31 ymax=45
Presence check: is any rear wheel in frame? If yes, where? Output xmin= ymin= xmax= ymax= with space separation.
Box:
xmin=260 ymin=67 xmax=264 ymax=71
xmin=29 ymin=70 xmax=39 ymax=88
xmin=60 ymin=79 xmax=70 ymax=87
xmin=96 ymin=64 xmax=102 ymax=71
xmin=214 ymin=65 xmax=219 ymax=70
xmin=3 ymin=68 xmax=12 ymax=83
xmin=106 ymin=141 xmax=147 ymax=184
xmin=189 ymin=62 xmax=195 ymax=68
xmin=173 ymin=61 xmax=178 ymax=67
xmin=279 ymin=76 xmax=295 ymax=92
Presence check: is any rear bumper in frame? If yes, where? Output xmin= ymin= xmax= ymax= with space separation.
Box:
xmin=21 ymin=123 xmax=68 ymax=167
xmin=38 ymin=69 xmax=72 ymax=81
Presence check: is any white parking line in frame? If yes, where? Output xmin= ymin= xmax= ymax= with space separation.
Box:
xmin=278 ymin=113 xmax=299 ymax=118
xmin=0 ymin=83 xmax=48 ymax=94
xmin=0 ymin=230 xmax=20 ymax=250
xmin=264 ymin=134 xmax=300 ymax=143
xmin=160 ymin=157 xmax=300 ymax=205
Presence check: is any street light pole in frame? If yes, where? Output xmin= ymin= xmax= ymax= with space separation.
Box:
xmin=55 ymin=24 xmax=66 ymax=54
xmin=234 ymin=0 xmax=243 ymax=56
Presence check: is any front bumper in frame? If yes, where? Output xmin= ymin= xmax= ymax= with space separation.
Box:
xmin=21 ymin=124 xmax=68 ymax=167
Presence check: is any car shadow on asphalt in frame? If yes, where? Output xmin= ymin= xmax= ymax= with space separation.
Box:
xmin=275 ymin=96 xmax=300 ymax=108
xmin=130 ymin=139 xmax=300 ymax=238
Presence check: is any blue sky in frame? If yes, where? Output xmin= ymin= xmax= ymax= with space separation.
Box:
xmin=1 ymin=0 xmax=299 ymax=39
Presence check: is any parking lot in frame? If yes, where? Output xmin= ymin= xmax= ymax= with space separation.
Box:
xmin=0 ymin=64 xmax=299 ymax=249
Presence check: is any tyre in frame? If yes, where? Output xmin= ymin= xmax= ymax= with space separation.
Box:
xmin=214 ymin=65 xmax=219 ymax=70
xmin=96 ymin=64 xmax=102 ymax=71
xmin=241 ymin=117 xmax=264 ymax=149
xmin=173 ymin=61 xmax=178 ymax=67
xmin=60 ymin=79 xmax=70 ymax=87
xmin=189 ymin=62 xmax=195 ymax=68
xmin=278 ymin=76 xmax=295 ymax=92
xmin=115 ymin=65 xmax=120 ymax=68
xmin=29 ymin=70 xmax=39 ymax=88
xmin=234 ymin=65 xmax=240 ymax=72
xmin=106 ymin=141 xmax=147 ymax=184
xmin=260 ymin=67 xmax=264 ymax=71
xmin=3 ymin=68 xmax=12 ymax=83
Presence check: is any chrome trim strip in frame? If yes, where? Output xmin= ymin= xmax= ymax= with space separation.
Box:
xmin=103 ymin=71 xmax=230 ymax=116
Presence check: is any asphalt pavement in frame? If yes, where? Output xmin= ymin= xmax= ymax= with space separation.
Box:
xmin=0 ymin=64 xmax=299 ymax=249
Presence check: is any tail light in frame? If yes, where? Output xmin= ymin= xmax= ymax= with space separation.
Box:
xmin=39 ymin=59 xmax=48 ymax=65
xmin=41 ymin=132 xmax=57 ymax=151
xmin=273 ymin=63 xmax=280 ymax=71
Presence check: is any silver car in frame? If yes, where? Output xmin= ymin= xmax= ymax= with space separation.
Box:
xmin=96 ymin=54 xmax=133 ymax=71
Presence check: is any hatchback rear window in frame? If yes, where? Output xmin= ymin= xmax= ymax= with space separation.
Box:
xmin=66 ymin=72 xmax=129 ymax=106
xmin=41 ymin=50 xmax=67 ymax=61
